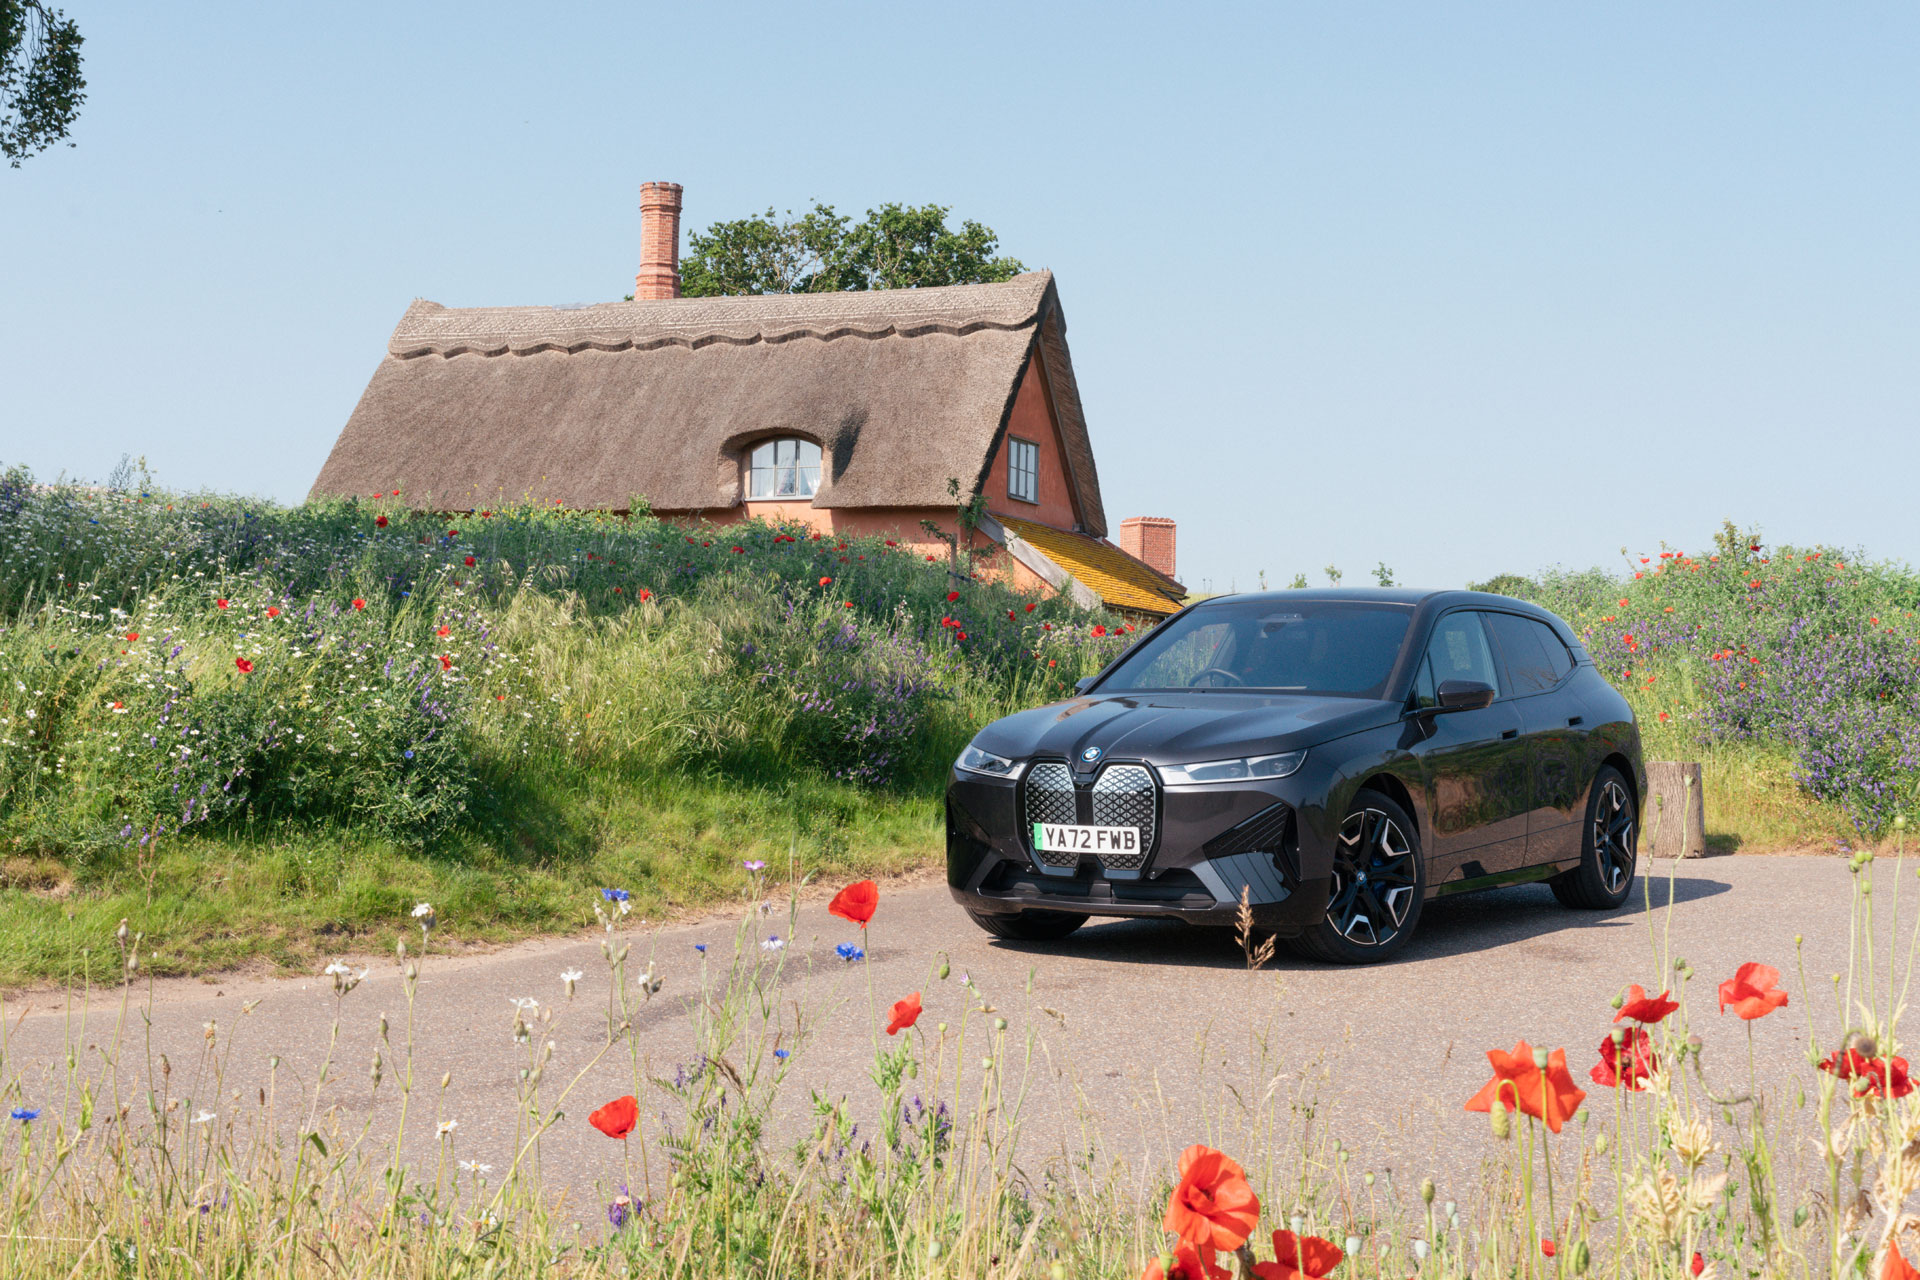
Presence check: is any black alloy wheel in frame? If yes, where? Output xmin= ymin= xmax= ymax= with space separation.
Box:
xmin=1552 ymin=766 xmax=1638 ymax=909
xmin=1292 ymin=789 xmax=1427 ymax=964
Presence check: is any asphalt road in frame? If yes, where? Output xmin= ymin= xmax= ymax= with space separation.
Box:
xmin=0 ymin=854 xmax=1902 ymax=1220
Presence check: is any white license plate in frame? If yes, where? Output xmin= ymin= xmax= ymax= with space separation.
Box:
xmin=1031 ymin=823 xmax=1139 ymax=855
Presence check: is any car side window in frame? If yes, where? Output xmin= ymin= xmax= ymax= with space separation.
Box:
xmin=1418 ymin=611 xmax=1499 ymax=704
xmin=1486 ymin=612 xmax=1562 ymax=695
xmin=1532 ymin=619 xmax=1575 ymax=683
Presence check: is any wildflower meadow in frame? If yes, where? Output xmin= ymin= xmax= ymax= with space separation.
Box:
xmin=0 ymin=463 xmax=1133 ymax=980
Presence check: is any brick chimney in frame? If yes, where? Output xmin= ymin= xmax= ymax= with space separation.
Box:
xmin=1119 ymin=517 xmax=1177 ymax=580
xmin=634 ymin=181 xmax=684 ymax=300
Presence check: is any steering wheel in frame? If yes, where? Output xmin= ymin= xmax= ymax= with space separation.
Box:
xmin=1193 ymin=667 xmax=1244 ymax=688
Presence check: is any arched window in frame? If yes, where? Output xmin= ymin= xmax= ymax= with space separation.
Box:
xmin=746 ymin=438 xmax=822 ymax=499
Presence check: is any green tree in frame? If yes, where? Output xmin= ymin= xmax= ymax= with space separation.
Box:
xmin=1 ymin=2 xmax=84 ymax=168
xmin=679 ymin=201 xmax=1024 ymax=297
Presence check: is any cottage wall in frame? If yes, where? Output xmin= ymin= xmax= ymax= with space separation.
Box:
xmin=981 ymin=352 xmax=1079 ymax=531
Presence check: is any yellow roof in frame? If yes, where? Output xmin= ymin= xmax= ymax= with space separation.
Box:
xmin=998 ymin=516 xmax=1184 ymax=616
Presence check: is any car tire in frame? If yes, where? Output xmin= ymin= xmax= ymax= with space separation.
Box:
xmin=965 ymin=908 xmax=1087 ymax=942
xmin=1551 ymin=765 xmax=1639 ymax=910
xmin=1290 ymin=788 xmax=1427 ymax=965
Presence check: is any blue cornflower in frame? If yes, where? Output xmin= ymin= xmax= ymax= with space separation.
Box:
xmin=694 ymin=943 xmax=707 ymax=954
xmin=11 ymin=1108 xmax=38 ymax=1123
xmin=403 ymin=749 xmax=414 ymax=760
xmin=601 ymin=888 xmax=629 ymax=903
xmin=835 ymin=942 xmax=865 ymax=963
xmin=773 ymin=1049 xmax=790 ymax=1061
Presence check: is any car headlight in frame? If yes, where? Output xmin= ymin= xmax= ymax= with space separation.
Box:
xmin=957 ymin=743 xmax=1021 ymax=778
xmin=1160 ymin=750 xmax=1306 ymax=785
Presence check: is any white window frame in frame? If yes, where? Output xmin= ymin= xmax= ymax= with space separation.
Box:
xmin=746 ymin=438 xmax=822 ymax=500
xmin=1007 ymin=437 xmax=1039 ymax=504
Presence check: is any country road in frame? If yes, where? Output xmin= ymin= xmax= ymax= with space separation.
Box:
xmin=0 ymin=853 xmax=1897 ymax=1221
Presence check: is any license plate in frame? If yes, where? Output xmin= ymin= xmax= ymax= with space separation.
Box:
xmin=1031 ymin=823 xmax=1139 ymax=855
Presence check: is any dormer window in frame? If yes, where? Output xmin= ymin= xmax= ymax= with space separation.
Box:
xmin=746 ymin=438 xmax=821 ymax=499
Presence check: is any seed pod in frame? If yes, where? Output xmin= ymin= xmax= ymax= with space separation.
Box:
xmin=1572 ymin=1240 xmax=1590 ymax=1274
xmin=937 ymin=963 xmax=951 ymax=980
xmin=1420 ymin=1178 xmax=1435 ymax=1204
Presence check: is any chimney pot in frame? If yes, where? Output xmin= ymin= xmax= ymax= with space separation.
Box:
xmin=1119 ymin=517 xmax=1177 ymax=581
xmin=635 ymin=181 xmax=684 ymax=300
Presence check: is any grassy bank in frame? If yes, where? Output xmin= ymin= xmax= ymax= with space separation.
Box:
xmin=0 ymin=469 xmax=1129 ymax=982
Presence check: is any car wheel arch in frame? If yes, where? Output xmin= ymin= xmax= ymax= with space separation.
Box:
xmin=1598 ymin=751 xmax=1639 ymax=814
xmin=1353 ymin=771 xmax=1421 ymax=845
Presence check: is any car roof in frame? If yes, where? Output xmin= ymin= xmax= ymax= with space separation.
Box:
xmin=1189 ymin=588 xmax=1569 ymax=632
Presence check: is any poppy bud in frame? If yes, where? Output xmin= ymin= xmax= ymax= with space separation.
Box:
xmin=440 ymin=1072 xmax=451 ymax=1089
xmin=1793 ymin=1205 xmax=1809 ymax=1227
xmin=1898 ymin=815 xmax=1909 ymax=830
xmin=1363 ymin=1172 xmax=1375 ymax=1187
xmin=1051 ymin=1265 xmax=1067 ymax=1280
xmin=1572 ymin=1240 xmax=1590 ymax=1274
xmin=1411 ymin=1240 xmax=1430 ymax=1262
xmin=1420 ymin=1177 xmax=1435 ymax=1203
xmin=1595 ymin=1133 xmax=1608 ymax=1155
xmin=927 ymin=1242 xmax=942 ymax=1260
xmin=993 ymin=1017 xmax=1007 ymax=1031
xmin=1491 ymin=1105 xmax=1511 ymax=1139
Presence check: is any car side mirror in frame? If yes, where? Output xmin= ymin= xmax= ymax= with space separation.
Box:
xmin=1435 ymin=679 xmax=1496 ymax=712
xmin=1074 ymin=677 xmax=1097 ymax=694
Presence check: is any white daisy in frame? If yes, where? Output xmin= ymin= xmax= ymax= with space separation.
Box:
xmin=437 ymin=1120 xmax=458 ymax=1137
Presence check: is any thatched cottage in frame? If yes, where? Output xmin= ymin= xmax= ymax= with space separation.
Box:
xmin=310 ymin=183 xmax=1183 ymax=617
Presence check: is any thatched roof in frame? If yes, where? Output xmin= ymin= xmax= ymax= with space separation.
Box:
xmin=311 ymin=271 xmax=1107 ymax=534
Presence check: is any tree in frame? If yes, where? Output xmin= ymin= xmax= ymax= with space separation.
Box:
xmin=680 ymin=200 xmax=1025 ymax=296
xmin=1 ymin=2 xmax=84 ymax=168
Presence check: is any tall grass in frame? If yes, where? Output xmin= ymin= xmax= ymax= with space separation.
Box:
xmin=0 ymin=467 xmax=1133 ymax=980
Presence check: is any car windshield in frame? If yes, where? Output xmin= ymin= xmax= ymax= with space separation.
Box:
xmin=1099 ymin=600 xmax=1413 ymax=697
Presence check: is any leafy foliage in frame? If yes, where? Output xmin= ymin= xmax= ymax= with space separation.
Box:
xmin=679 ymin=200 xmax=1025 ymax=296
xmin=0 ymin=1 xmax=84 ymax=167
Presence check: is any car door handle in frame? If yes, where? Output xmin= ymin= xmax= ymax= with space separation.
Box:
xmin=1501 ymin=728 xmax=1519 ymax=740
xmin=1566 ymin=716 xmax=1583 ymax=727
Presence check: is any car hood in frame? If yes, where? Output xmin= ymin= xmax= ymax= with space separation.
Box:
xmin=974 ymin=691 xmax=1402 ymax=765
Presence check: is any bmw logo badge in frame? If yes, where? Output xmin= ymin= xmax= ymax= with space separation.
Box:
xmin=1080 ymin=746 xmax=1103 ymax=763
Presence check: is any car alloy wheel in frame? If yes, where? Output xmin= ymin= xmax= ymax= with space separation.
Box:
xmin=1326 ymin=806 xmax=1418 ymax=947
xmin=1592 ymin=778 xmax=1635 ymax=894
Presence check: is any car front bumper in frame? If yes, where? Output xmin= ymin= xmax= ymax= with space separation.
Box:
xmin=945 ymin=760 xmax=1336 ymax=935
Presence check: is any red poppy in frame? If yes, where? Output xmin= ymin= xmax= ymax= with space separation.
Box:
xmin=886 ymin=992 xmax=922 ymax=1035
xmin=437 ymin=625 xmax=450 ymax=637
xmin=1464 ymin=1040 xmax=1586 ymax=1133
xmin=1141 ymin=1241 xmax=1230 ymax=1280
xmin=947 ymin=591 xmax=960 ymax=602
xmin=1092 ymin=625 xmax=1107 ymax=637
xmin=266 ymin=606 xmax=280 ymax=618
xmin=732 ymin=546 xmax=744 ymax=554
xmin=829 ymin=880 xmax=878 ymax=926
xmin=445 ymin=529 xmax=457 ymax=539
xmin=884 ymin=539 xmax=897 ymax=547
xmin=1048 ymin=659 xmax=1057 ymax=667
xmin=352 ymin=598 xmax=366 ymax=610
xmin=926 ymin=555 xmax=937 ymax=562
xmin=464 ymin=556 xmax=476 ymax=567
xmin=1615 ymin=984 xmax=1679 ymax=1024
xmin=234 ymin=657 xmax=253 ymax=674
xmin=126 ymin=631 xmax=138 ymax=642
xmin=1008 ymin=610 xmax=1016 ymax=620
xmin=1617 ymin=598 xmax=1629 ymax=607
xmin=375 ymin=515 xmax=389 ymax=528
xmin=1718 ymin=962 xmax=1788 ymax=1020
xmin=638 ymin=589 xmax=652 ymax=602
xmin=957 ymin=631 xmax=968 ymax=641
xmin=216 ymin=598 xmax=229 ymax=610
xmin=1025 ymin=602 xmax=1036 ymax=612
xmin=391 ymin=490 xmax=400 ymax=497
xmin=1887 ymin=1245 xmax=1920 ymax=1280
xmin=1692 ymin=1253 xmax=1706 ymax=1278
xmin=1590 ymin=1027 xmax=1657 ymax=1091
xmin=439 ymin=654 xmax=453 ymax=670
xmin=589 ymin=1095 xmax=639 ymax=1140
xmin=819 ymin=577 xmax=833 ymax=587
xmin=1658 ymin=712 xmax=1670 ymax=722
xmin=1541 ymin=1240 xmax=1558 ymax=1258
xmin=481 ymin=511 xmax=491 ymax=518
xmin=1820 ymin=1048 xmax=1916 ymax=1099
xmin=1162 ymin=1144 xmax=1260 ymax=1250
xmin=1252 ymin=1230 xmax=1343 ymax=1280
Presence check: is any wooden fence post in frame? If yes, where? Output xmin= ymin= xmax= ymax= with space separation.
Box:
xmin=1645 ymin=761 xmax=1707 ymax=858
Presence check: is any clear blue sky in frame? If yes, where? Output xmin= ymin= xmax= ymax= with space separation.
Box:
xmin=5 ymin=3 xmax=1916 ymax=592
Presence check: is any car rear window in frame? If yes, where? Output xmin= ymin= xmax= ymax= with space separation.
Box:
xmin=1486 ymin=612 xmax=1572 ymax=694
xmin=1101 ymin=601 xmax=1413 ymax=697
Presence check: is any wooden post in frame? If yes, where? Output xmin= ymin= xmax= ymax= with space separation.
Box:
xmin=1645 ymin=761 xmax=1707 ymax=858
